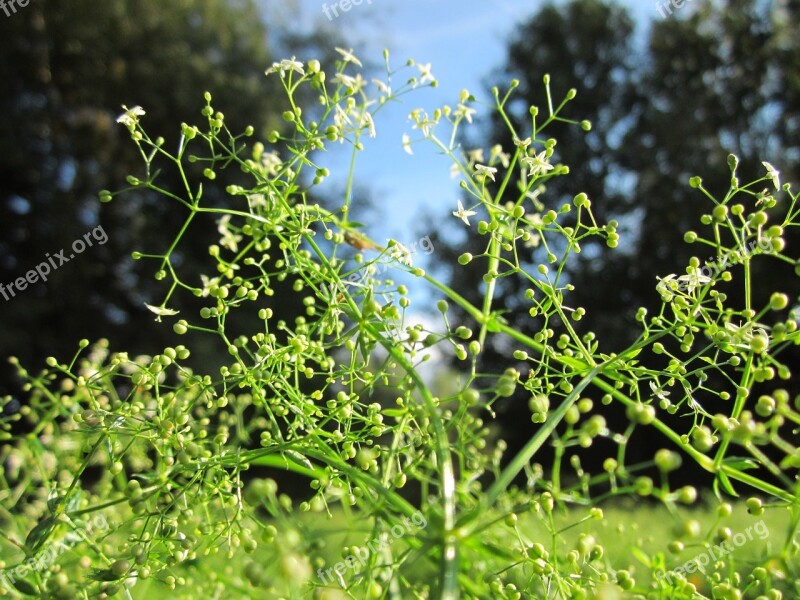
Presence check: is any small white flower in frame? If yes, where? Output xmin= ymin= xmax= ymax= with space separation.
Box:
xmin=334 ymin=104 xmax=352 ymax=130
xmin=490 ymin=144 xmax=511 ymax=168
xmin=455 ymin=103 xmax=476 ymax=124
xmin=116 ymin=105 xmax=145 ymax=128
xmin=474 ymin=163 xmax=498 ymax=182
xmin=417 ymin=63 xmax=435 ymax=85
xmin=402 ymin=133 xmax=413 ymax=155
xmin=513 ymin=136 xmax=532 ymax=149
xmin=522 ymin=151 xmax=554 ymax=178
xmin=145 ymin=303 xmax=179 ymax=321
xmin=248 ymin=193 xmax=268 ymax=209
xmin=218 ymin=214 xmax=243 ymax=252
xmin=525 ymin=185 xmax=545 ymax=206
xmin=656 ymin=274 xmax=678 ymax=300
xmin=762 ymin=161 xmax=780 ymax=190
xmin=677 ymin=270 xmax=711 ymax=292
xmin=199 ymin=274 xmax=216 ymax=298
xmin=410 ymin=111 xmax=437 ymax=136
xmin=372 ymin=79 xmax=391 ymax=95
xmin=332 ymin=73 xmax=357 ymax=88
xmin=335 ymin=47 xmax=363 ymax=67
xmin=467 ymin=148 xmax=484 ymax=165
xmin=649 ymin=380 xmax=670 ymax=402
xmin=390 ymin=242 xmax=413 ymax=266
xmin=453 ymin=200 xmax=477 ymax=226
xmin=360 ymin=110 xmax=376 ymax=138
xmin=339 ymin=73 xmax=367 ymax=93
xmin=261 ymin=151 xmax=282 ymax=176
xmin=265 ymin=57 xmax=304 ymax=77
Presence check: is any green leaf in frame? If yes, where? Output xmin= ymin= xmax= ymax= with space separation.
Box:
xmin=486 ymin=312 xmax=508 ymax=333
xmin=89 ymin=567 xmax=124 ymax=582
xmin=24 ymin=516 xmax=57 ymax=555
xmin=10 ymin=578 xmax=38 ymax=596
xmin=381 ymin=409 xmax=407 ymax=418
xmin=716 ymin=470 xmax=738 ymax=497
xmin=284 ymin=450 xmax=313 ymax=471
xmin=722 ymin=456 xmax=759 ymax=471
xmin=630 ymin=546 xmax=652 ymax=568
xmin=779 ymin=453 xmax=800 ymax=469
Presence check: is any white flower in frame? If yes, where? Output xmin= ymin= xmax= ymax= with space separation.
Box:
xmin=417 ymin=63 xmax=435 ymax=85
xmin=372 ymin=79 xmax=391 ymax=95
xmin=762 ymin=161 xmax=780 ymax=190
xmin=145 ymin=303 xmax=179 ymax=321
xmin=410 ymin=110 xmax=437 ymax=136
xmin=649 ymin=380 xmax=670 ymax=403
xmin=513 ymin=136 xmax=532 ymax=148
xmin=454 ymin=103 xmax=476 ymax=124
xmin=332 ymin=73 xmax=357 ymax=88
xmin=677 ymin=270 xmax=711 ymax=292
xmin=522 ymin=151 xmax=554 ymax=178
xmin=198 ymin=274 xmax=216 ymax=298
xmin=525 ymin=185 xmax=545 ymax=206
xmin=248 ymin=193 xmax=268 ymax=210
xmin=490 ymin=144 xmax=511 ymax=168
xmin=452 ymin=200 xmax=477 ymax=226
xmin=335 ymin=47 xmax=362 ymax=67
xmin=332 ymin=72 xmax=367 ymax=94
xmin=261 ymin=151 xmax=282 ymax=176
xmin=390 ymin=242 xmax=413 ymax=266
xmin=402 ymin=133 xmax=413 ymax=155
xmin=360 ymin=110 xmax=376 ymax=138
xmin=467 ymin=148 xmax=484 ymax=165
xmin=265 ymin=57 xmax=304 ymax=77
xmin=116 ymin=105 xmax=145 ymax=128
xmin=656 ymin=274 xmax=678 ymax=300
xmin=474 ymin=163 xmax=498 ymax=182
xmin=334 ymin=104 xmax=352 ymax=131
xmin=218 ymin=214 xmax=242 ymax=252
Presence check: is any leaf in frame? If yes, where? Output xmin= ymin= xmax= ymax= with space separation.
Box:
xmin=10 ymin=579 xmax=38 ymax=596
xmin=630 ymin=546 xmax=652 ymax=568
xmin=24 ymin=516 xmax=57 ymax=555
xmin=381 ymin=409 xmax=407 ymax=418
xmin=716 ymin=470 xmax=738 ymax=497
xmin=88 ymin=567 xmax=124 ymax=582
xmin=722 ymin=456 xmax=759 ymax=471
xmin=779 ymin=452 xmax=800 ymax=469
xmin=284 ymin=450 xmax=314 ymax=472
xmin=486 ymin=312 xmax=508 ymax=333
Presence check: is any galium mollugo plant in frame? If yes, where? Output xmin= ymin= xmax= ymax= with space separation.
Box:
xmin=1 ymin=49 xmax=799 ymax=600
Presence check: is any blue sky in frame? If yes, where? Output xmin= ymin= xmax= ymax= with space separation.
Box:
xmin=265 ymin=0 xmax=656 ymax=257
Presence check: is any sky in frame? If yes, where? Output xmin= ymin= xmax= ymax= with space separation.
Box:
xmin=264 ymin=0 xmax=657 ymax=271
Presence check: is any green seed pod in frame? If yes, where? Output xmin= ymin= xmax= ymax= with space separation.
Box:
xmin=746 ymin=497 xmax=764 ymax=516
xmin=654 ymin=449 xmax=682 ymax=472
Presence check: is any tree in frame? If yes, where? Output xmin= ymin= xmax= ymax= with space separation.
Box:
xmin=428 ymin=0 xmax=800 ymax=485
xmin=0 ymin=0 xmax=300 ymax=393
